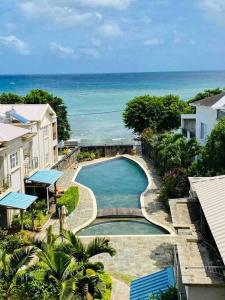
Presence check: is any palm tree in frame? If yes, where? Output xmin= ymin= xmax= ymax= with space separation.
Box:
xmin=62 ymin=230 xmax=116 ymax=264
xmin=0 ymin=247 xmax=35 ymax=299
xmin=30 ymin=227 xmax=116 ymax=300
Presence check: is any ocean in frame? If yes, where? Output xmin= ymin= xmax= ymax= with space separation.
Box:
xmin=0 ymin=71 xmax=225 ymax=145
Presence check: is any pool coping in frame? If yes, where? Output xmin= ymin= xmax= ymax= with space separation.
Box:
xmin=72 ymin=155 xmax=174 ymax=236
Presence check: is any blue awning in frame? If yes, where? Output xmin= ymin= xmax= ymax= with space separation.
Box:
xmin=0 ymin=192 xmax=37 ymax=210
xmin=28 ymin=169 xmax=63 ymax=185
xmin=130 ymin=267 xmax=175 ymax=300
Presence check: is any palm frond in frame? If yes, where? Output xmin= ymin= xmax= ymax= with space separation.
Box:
xmin=86 ymin=238 xmax=116 ymax=259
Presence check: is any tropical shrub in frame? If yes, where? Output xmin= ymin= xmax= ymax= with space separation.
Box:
xmin=123 ymin=94 xmax=192 ymax=134
xmin=57 ymin=186 xmax=79 ymax=215
xmin=0 ymin=234 xmax=24 ymax=253
xmin=77 ymin=151 xmax=96 ymax=162
xmin=149 ymin=286 xmax=178 ymax=300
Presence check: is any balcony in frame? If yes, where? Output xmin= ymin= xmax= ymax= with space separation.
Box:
xmin=0 ymin=175 xmax=11 ymax=196
xmin=24 ymin=157 xmax=39 ymax=177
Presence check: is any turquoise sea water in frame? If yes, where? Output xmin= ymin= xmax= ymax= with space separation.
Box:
xmin=75 ymin=157 xmax=148 ymax=209
xmin=0 ymin=71 xmax=225 ymax=144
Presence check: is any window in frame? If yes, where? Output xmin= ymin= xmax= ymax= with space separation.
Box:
xmin=200 ymin=122 xmax=207 ymax=140
xmin=10 ymin=152 xmax=18 ymax=169
xmin=43 ymin=126 xmax=49 ymax=137
xmin=44 ymin=138 xmax=49 ymax=164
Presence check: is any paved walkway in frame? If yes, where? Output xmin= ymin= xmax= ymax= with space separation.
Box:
xmin=111 ymin=278 xmax=130 ymax=300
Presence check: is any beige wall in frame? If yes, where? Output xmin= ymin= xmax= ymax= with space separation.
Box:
xmin=186 ymin=285 xmax=225 ymax=300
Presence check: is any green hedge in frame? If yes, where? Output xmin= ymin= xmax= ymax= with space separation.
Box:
xmin=77 ymin=151 xmax=95 ymax=162
xmin=57 ymin=186 xmax=79 ymax=215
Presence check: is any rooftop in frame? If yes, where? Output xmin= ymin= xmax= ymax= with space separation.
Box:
xmin=189 ymin=176 xmax=225 ymax=265
xmin=0 ymin=123 xmax=29 ymax=142
xmin=190 ymin=92 xmax=225 ymax=108
xmin=0 ymin=104 xmax=55 ymax=122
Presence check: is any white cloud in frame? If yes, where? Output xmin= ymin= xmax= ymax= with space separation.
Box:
xmin=79 ymin=0 xmax=132 ymax=9
xmin=49 ymin=42 xmax=76 ymax=59
xmin=173 ymin=30 xmax=182 ymax=44
xmin=0 ymin=35 xmax=30 ymax=55
xmin=189 ymin=39 xmax=197 ymax=45
xmin=98 ymin=22 xmax=123 ymax=38
xmin=144 ymin=38 xmax=163 ymax=46
xmin=199 ymin=0 xmax=225 ymax=25
xmin=79 ymin=47 xmax=100 ymax=59
xmin=18 ymin=1 xmax=100 ymax=27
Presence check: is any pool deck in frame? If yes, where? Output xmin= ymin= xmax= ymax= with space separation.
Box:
xmin=46 ymin=154 xmax=181 ymax=299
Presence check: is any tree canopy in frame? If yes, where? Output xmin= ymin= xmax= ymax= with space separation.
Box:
xmin=197 ymin=117 xmax=225 ymax=176
xmin=0 ymin=89 xmax=71 ymax=141
xmin=123 ymin=94 xmax=192 ymax=134
xmin=188 ymin=87 xmax=225 ymax=104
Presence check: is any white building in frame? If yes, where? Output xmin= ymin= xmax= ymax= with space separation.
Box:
xmin=0 ymin=104 xmax=58 ymax=171
xmin=180 ymin=92 xmax=225 ymax=144
xmin=170 ymin=176 xmax=225 ymax=300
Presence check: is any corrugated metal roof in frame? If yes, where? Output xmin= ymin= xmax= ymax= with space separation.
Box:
xmin=130 ymin=267 xmax=175 ymax=300
xmin=189 ymin=176 xmax=225 ymax=264
xmin=28 ymin=169 xmax=63 ymax=185
xmin=0 ymin=192 xmax=37 ymax=210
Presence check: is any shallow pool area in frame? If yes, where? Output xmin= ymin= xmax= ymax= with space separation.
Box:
xmin=79 ymin=218 xmax=168 ymax=236
xmin=75 ymin=157 xmax=148 ymax=209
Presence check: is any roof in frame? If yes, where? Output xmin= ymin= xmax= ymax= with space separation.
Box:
xmin=189 ymin=175 xmax=225 ymax=265
xmin=0 ymin=123 xmax=29 ymax=142
xmin=190 ymin=92 xmax=225 ymax=108
xmin=0 ymin=104 xmax=56 ymax=121
xmin=0 ymin=192 xmax=37 ymax=210
xmin=130 ymin=267 xmax=175 ymax=300
xmin=28 ymin=169 xmax=63 ymax=185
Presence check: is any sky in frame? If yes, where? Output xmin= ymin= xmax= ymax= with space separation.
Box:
xmin=0 ymin=0 xmax=225 ymax=74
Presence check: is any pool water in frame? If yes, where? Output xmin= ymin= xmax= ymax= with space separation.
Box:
xmin=79 ymin=218 xmax=168 ymax=236
xmin=75 ymin=157 xmax=148 ymax=209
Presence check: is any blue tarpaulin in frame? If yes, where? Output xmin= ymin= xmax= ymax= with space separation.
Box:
xmin=130 ymin=267 xmax=175 ymax=300
xmin=28 ymin=169 xmax=63 ymax=185
xmin=0 ymin=192 xmax=37 ymax=210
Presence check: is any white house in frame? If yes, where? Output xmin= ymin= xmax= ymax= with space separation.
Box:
xmin=0 ymin=104 xmax=58 ymax=171
xmin=180 ymin=92 xmax=225 ymax=144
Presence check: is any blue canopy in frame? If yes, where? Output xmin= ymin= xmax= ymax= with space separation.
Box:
xmin=28 ymin=169 xmax=63 ymax=185
xmin=0 ymin=192 xmax=37 ymax=210
xmin=130 ymin=267 xmax=175 ymax=300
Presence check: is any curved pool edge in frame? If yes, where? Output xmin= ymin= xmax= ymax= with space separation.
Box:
xmin=72 ymin=155 xmax=174 ymax=236
xmin=122 ymin=155 xmax=175 ymax=235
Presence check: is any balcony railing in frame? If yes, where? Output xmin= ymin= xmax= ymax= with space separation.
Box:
xmin=24 ymin=157 xmax=39 ymax=176
xmin=0 ymin=175 xmax=11 ymax=195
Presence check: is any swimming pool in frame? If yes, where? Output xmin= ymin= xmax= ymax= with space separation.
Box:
xmin=79 ymin=218 xmax=168 ymax=236
xmin=75 ymin=157 xmax=148 ymax=209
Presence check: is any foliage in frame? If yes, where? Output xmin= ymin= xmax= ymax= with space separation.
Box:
xmin=196 ymin=117 xmax=225 ymax=176
xmin=0 ymin=247 xmax=36 ymax=299
xmin=188 ymin=87 xmax=225 ymax=103
xmin=0 ymin=89 xmax=71 ymax=141
xmin=149 ymin=286 xmax=178 ymax=300
xmin=0 ymin=234 xmax=24 ymax=254
xmin=57 ymin=186 xmax=79 ymax=215
xmin=11 ymin=209 xmax=48 ymax=231
xmin=77 ymin=151 xmax=96 ymax=162
xmin=99 ymin=272 xmax=112 ymax=300
xmin=151 ymin=133 xmax=199 ymax=175
xmin=123 ymin=94 xmax=192 ymax=134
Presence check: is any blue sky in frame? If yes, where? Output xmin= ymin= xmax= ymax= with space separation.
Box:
xmin=0 ymin=0 xmax=225 ymax=74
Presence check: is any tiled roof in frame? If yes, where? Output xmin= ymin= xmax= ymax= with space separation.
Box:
xmin=130 ymin=267 xmax=175 ymax=300
xmin=190 ymin=92 xmax=225 ymax=107
xmin=0 ymin=123 xmax=29 ymax=142
xmin=189 ymin=176 xmax=225 ymax=264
